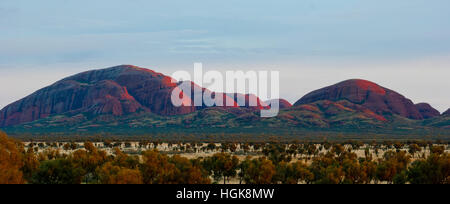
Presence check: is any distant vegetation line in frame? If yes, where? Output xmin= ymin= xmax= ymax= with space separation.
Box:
xmin=5 ymin=131 xmax=450 ymax=143
xmin=3 ymin=125 xmax=450 ymax=143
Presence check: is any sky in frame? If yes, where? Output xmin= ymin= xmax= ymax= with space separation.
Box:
xmin=0 ymin=0 xmax=449 ymax=112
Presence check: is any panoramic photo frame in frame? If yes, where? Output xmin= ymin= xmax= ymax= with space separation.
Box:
xmin=0 ymin=0 xmax=449 ymax=201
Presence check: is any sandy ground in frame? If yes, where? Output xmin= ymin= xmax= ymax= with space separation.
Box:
xmin=23 ymin=142 xmax=448 ymax=161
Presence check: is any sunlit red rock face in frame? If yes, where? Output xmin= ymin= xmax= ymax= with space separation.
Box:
xmin=265 ymin=99 xmax=293 ymax=109
xmin=228 ymin=93 xmax=268 ymax=110
xmin=294 ymin=79 xmax=424 ymax=120
xmin=184 ymin=82 xmax=267 ymax=110
xmin=415 ymin=103 xmax=440 ymax=119
xmin=0 ymin=65 xmax=270 ymax=127
xmin=293 ymin=100 xmax=388 ymax=122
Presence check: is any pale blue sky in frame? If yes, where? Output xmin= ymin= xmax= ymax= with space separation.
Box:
xmin=1 ymin=0 xmax=449 ymax=111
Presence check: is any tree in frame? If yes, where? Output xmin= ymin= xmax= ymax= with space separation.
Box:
xmin=309 ymin=151 xmax=361 ymax=184
xmin=430 ymin=146 xmax=445 ymax=155
xmin=331 ymin=144 xmax=345 ymax=156
xmin=291 ymin=161 xmax=314 ymax=184
xmin=169 ymin=155 xmax=210 ymax=184
xmin=0 ymin=131 xmax=24 ymax=184
xmin=342 ymin=155 xmax=367 ymax=184
xmin=96 ymin=162 xmax=143 ymax=184
xmin=408 ymin=144 xmax=422 ymax=158
xmin=407 ymin=153 xmax=450 ymax=184
xmin=84 ymin=142 xmax=96 ymax=152
xmin=323 ymin=142 xmax=332 ymax=151
xmin=360 ymin=160 xmax=377 ymax=184
xmin=140 ymin=150 xmax=176 ymax=184
xmin=112 ymin=148 xmax=139 ymax=169
xmin=203 ymin=153 xmax=239 ymax=184
xmin=63 ymin=143 xmax=71 ymax=151
xmin=243 ymin=158 xmax=276 ymax=184
xmin=274 ymin=161 xmax=313 ymax=184
xmin=393 ymin=142 xmax=404 ymax=152
xmin=376 ymin=151 xmax=411 ymax=183
xmin=393 ymin=170 xmax=408 ymax=184
xmin=31 ymin=159 xmax=84 ymax=184
xmin=273 ymin=161 xmax=289 ymax=184
xmin=71 ymin=144 xmax=108 ymax=183
xmin=238 ymin=156 xmax=252 ymax=184
xmin=207 ymin=143 xmax=217 ymax=152
xmin=114 ymin=168 xmax=143 ymax=184
xmin=242 ymin=143 xmax=250 ymax=153
xmin=318 ymin=165 xmax=344 ymax=184
xmin=70 ymin=142 xmax=78 ymax=150
xmin=263 ymin=144 xmax=291 ymax=164
xmin=21 ymin=148 xmax=40 ymax=182
xmin=104 ymin=140 xmax=113 ymax=148
xmin=364 ymin=147 xmax=371 ymax=160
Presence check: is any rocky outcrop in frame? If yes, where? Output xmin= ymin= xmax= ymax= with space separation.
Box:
xmin=443 ymin=109 xmax=450 ymax=116
xmin=265 ymin=99 xmax=293 ymax=109
xmin=415 ymin=103 xmax=440 ymax=119
xmin=294 ymin=79 xmax=424 ymax=120
xmin=0 ymin=65 xmax=270 ymax=127
xmin=187 ymin=82 xmax=267 ymax=110
xmin=0 ymin=65 xmax=196 ymax=127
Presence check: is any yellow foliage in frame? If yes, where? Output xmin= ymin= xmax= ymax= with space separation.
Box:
xmin=97 ymin=162 xmax=143 ymax=184
xmin=0 ymin=131 xmax=24 ymax=184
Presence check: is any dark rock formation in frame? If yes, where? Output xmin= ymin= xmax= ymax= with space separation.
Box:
xmin=415 ymin=103 xmax=440 ymax=119
xmin=443 ymin=109 xmax=450 ymax=116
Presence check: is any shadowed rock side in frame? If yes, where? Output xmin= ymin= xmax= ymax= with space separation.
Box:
xmin=415 ymin=103 xmax=441 ymax=119
xmin=443 ymin=109 xmax=450 ymax=116
xmin=294 ymin=79 xmax=424 ymax=120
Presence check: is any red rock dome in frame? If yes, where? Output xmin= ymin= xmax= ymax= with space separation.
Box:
xmin=294 ymin=79 xmax=424 ymax=120
xmin=0 ymin=65 xmax=196 ymax=127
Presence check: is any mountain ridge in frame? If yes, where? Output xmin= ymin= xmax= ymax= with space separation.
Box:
xmin=1 ymin=65 xmax=447 ymax=136
xmin=0 ymin=65 xmax=268 ymax=127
